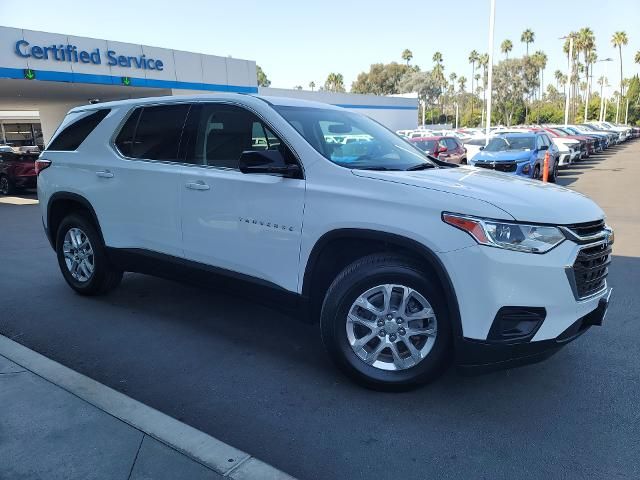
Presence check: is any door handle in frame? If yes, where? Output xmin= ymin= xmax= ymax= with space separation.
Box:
xmin=96 ymin=170 xmax=114 ymax=178
xmin=185 ymin=181 xmax=210 ymax=191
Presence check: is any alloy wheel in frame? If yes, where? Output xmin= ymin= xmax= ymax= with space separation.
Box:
xmin=346 ymin=284 xmax=437 ymax=371
xmin=62 ymin=227 xmax=95 ymax=282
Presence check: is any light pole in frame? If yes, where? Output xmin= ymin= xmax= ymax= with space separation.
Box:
xmin=561 ymin=35 xmax=574 ymax=127
xmin=586 ymin=58 xmax=613 ymax=122
xmin=484 ymin=0 xmax=495 ymax=143
xmin=625 ymin=97 xmax=629 ymax=124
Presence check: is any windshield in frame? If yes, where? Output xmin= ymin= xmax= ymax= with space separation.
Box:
xmin=484 ymin=136 xmax=535 ymax=152
xmin=273 ymin=106 xmax=436 ymax=170
xmin=411 ymin=140 xmax=438 ymax=153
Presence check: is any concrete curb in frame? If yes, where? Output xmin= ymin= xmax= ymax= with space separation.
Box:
xmin=0 ymin=335 xmax=295 ymax=479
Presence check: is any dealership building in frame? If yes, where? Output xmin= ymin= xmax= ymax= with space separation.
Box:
xmin=0 ymin=26 xmax=418 ymax=147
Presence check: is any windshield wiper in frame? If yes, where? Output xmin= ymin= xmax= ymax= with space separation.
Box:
xmin=405 ymin=163 xmax=436 ymax=171
xmin=354 ymin=166 xmax=404 ymax=171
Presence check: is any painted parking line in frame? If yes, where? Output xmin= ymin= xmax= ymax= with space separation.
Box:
xmin=0 ymin=196 xmax=39 ymax=205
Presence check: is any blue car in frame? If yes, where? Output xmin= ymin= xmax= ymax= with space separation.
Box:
xmin=470 ymin=132 xmax=560 ymax=182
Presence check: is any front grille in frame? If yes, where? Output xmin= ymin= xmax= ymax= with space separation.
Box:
xmin=572 ymin=243 xmax=611 ymax=298
xmin=475 ymin=161 xmax=517 ymax=173
xmin=564 ymin=219 xmax=605 ymax=238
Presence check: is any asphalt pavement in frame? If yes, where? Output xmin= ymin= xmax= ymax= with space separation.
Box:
xmin=1 ymin=141 xmax=639 ymax=480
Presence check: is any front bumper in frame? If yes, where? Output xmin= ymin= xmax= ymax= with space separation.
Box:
xmin=456 ymin=292 xmax=610 ymax=372
xmin=440 ymin=241 xmax=611 ymax=371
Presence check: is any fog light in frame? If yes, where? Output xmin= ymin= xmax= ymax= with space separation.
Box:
xmin=487 ymin=307 xmax=546 ymax=342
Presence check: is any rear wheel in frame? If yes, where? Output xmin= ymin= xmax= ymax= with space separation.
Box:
xmin=320 ymin=254 xmax=452 ymax=391
xmin=0 ymin=175 xmax=15 ymax=195
xmin=533 ymin=165 xmax=540 ymax=180
xmin=56 ymin=214 xmax=123 ymax=295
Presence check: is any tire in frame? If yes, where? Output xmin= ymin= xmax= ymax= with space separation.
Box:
xmin=55 ymin=213 xmax=123 ymax=296
xmin=460 ymin=157 xmax=467 ymax=165
xmin=0 ymin=175 xmax=15 ymax=195
xmin=533 ymin=165 xmax=540 ymax=180
xmin=549 ymin=159 xmax=559 ymax=183
xmin=320 ymin=253 xmax=452 ymax=391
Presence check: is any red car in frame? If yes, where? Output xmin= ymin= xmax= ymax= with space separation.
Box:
xmin=408 ymin=136 xmax=468 ymax=164
xmin=0 ymin=147 xmax=38 ymax=195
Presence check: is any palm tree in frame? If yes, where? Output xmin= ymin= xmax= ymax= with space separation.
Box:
xmin=432 ymin=52 xmax=445 ymax=117
xmin=401 ymin=49 xmax=413 ymax=66
xmin=468 ymin=50 xmax=480 ymax=120
xmin=309 ymin=81 xmax=315 ymax=91
xmin=500 ymin=39 xmax=513 ymax=59
xmin=576 ymin=27 xmax=596 ymax=120
xmin=521 ymin=29 xmax=535 ymax=56
xmin=324 ymin=73 xmax=345 ymax=93
xmin=457 ymin=76 xmax=467 ymax=93
xmin=554 ymin=70 xmax=563 ymax=90
xmin=449 ymin=72 xmax=457 ymax=94
xmin=534 ymin=50 xmax=548 ymax=100
xmin=636 ymin=51 xmax=640 ymax=64
xmin=611 ymin=31 xmax=628 ymax=122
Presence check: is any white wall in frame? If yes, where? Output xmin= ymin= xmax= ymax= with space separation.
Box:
xmin=259 ymin=87 xmax=418 ymax=131
xmin=39 ymin=102 xmax=78 ymax=144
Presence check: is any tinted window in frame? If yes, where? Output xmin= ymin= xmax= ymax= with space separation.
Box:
xmin=183 ymin=104 xmax=291 ymax=169
xmin=536 ymin=135 xmax=545 ymax=149
xmin=128 ymin=104 xmax=190 ymax=160
xmin=114 ymin=108 xmax=141 ymax=157
xmin=445 ymin=138 xmax=458 ymax=150
xmin=47 ymin=109 xmax=110 ymax=151
xmin=412 ymin=140 xmax=437 ymax=153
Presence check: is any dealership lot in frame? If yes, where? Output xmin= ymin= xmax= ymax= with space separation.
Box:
xmin=1 ymin=143 xmax=639 ymax=479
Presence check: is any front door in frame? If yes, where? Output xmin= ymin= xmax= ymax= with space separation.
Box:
xmin=179 ymin=103 xmax=305 ymax=292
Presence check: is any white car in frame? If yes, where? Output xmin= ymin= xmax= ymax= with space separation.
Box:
xmin=549 ymin=137 xmax=580 ymax=167
xmin=37 ymin=94 xmax=613 ymax=390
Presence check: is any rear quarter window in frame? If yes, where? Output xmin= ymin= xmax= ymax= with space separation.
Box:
xmin=47 ymin=109 xmax=111 ymax=151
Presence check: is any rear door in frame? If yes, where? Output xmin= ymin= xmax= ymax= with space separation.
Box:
xmin=90 ymin=103 xmax=190 ymax=257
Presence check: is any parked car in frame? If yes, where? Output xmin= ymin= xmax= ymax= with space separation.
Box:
xmin=543 ymin=127 xmax=591 ymax=158
xmin=567 ymin=125 xmax=610 ymax=150
xmin=462 ymin=137 xmax=487 ymax=160
xmin=538 ymin=128 xmax=580 ymax=166
xmin=470 ymin=132 xmax=560 ymax=182
xmin=409 ymin=136 xmax=467 ymax=164
xmin=589 ymin=121 xmax=631 ymax=141
xmin=37 ymin=94 xmax=612 ymax=390
xmin=0 ymin=149 xmax=38 ymax=195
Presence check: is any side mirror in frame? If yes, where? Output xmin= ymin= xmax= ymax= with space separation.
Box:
xmin=239 ymin=150 xmax=301 ymax=178
xmin=539 ymin=145 xmax=548 ymax=151
xmin=479 ymin=146 xmax=485 ymax=150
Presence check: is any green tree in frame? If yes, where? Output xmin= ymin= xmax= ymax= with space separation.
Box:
xmin=611 ymin=31 xmax=629 ymax=122
xmin=351 ymin=62 xmax=415 ymax=95
xmin=478 ymin=54 xmax=489 ymax=124
xmin=493 ymin=59 xmax=527 ymax=126
xmin=635 ymin=51 xmax=640 ymax=65
xmin=500 ymin=39 xmax=513 ymax=59
xmin=554 ymin=69 xmax=563 ymax=90
xmin=457 ymin=75 xmax=467 ymax=92
xmin=256 ymin=65 xmax=271 ymax=87
xmin=401 ymin=49 xmax=413 ymax=65
xmin=576 ymin=27 xmax=596 ymax=120
xmin=324 ymin=72 xmax=345 ymax=92
xmin=521 ymin=29 xmax=535 ymax=56
xmin=399 ymin=70 xmax=441 ymax=126
xmin=309 ymin=81 xmax=316 ymax=91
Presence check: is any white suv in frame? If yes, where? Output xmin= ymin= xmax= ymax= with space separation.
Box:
xmin=37 ymin=94 xmax=613 ymax=390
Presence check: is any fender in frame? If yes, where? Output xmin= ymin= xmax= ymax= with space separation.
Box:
xmin=302 ymin=228 xmax=463 ymax=341
xmin=46 ymin=192 xmax=104 ymax=250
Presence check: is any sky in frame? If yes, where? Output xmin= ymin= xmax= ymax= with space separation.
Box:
xmin=2 ymin=0 xmax=639 ymax=96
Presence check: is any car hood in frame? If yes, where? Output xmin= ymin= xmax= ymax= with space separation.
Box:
xmin=352 ymin=166 xmax=604 ymax=224
xmin=472 ymin=150 xmax=532 ymax=162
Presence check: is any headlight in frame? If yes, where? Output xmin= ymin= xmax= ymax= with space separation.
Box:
xmin=442 ymin=213 xmax=565 ymax=253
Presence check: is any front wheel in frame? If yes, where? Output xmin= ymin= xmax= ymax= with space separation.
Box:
xmin=320 ymin=254 xmax=452 ymax=391
xmin=533 ymin=164 xmax=540 ymax=180
xmin=56 ymin=214 xmax=123 ymax=295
